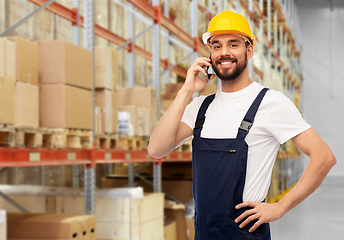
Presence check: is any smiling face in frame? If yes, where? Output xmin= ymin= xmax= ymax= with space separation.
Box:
xmin=210 ymin=34 xmax=252 ymax=82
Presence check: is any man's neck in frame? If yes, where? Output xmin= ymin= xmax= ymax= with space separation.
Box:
xmin=220 ymin=70 xmax=253 ymax=93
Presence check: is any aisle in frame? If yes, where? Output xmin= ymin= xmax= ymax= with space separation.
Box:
xmin=270 ymin=176 xmax=344 ymax=240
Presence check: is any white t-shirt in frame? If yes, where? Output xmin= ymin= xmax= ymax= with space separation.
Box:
xmin=181 ymin=82 xmax=311 ymax=202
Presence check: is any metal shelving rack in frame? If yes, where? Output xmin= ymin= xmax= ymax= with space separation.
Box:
xmin=0 ymin=0 xmax=303 ymax=214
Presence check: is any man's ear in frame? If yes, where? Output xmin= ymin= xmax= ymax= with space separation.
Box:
xmin=247 ymin=45 xmax=254 ymax=61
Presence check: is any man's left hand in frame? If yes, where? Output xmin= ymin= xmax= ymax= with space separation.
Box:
xmin=235 ymin=202 xmax=285 ymax=233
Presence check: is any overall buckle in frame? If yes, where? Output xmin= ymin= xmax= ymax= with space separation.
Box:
xmin=239 ymin=120 xmax=254 ymax=132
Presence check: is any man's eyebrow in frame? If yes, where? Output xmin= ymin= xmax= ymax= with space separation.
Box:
xmin=211 ymin=39 xmax=240 ymax=45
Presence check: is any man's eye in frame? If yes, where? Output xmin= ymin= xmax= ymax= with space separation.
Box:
xmin=231 ymin=44 xmax=237 ymax=47
xmin=213 ymin=45 xmax=221 ymax=49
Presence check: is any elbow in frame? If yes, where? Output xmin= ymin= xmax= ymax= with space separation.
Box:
xmin=147 ymin=143 xmax=164 ymax=159
xmin=328 ymin=152 xmax=337 ymax=168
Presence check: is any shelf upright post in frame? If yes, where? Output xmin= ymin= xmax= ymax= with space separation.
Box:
xmin=84 ymin=0 xmax=95 ymax=215
xmin=71 ymin=0 xmax=81 ymax=189
xmin=248 ymin=0 xmax=253 ymax=80
xmin=267 ymin=0 xmax=271 ymax=81
xmin=190 ymin=0 xmax=199 ymax=98
xmin=127 ymin=2 xmax=135 ymax=187
xmin=273 ymin=3 xmax=277 ymax=83
xmin=164 ymin=0 xmax=170 ymax=84
xmin=152 ymin=0 xmax=161 ymax=193
xmin=236 ymin=0 xmax=240 ymax=13
xmin=259 ymin=0 xmax=263 ymax=85
xmin=279 ymin=23 xmax=284 ymax=93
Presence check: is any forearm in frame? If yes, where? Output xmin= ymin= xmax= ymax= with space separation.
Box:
xmin=277 ymin=151 xmax=336 ymax=214
xmin=148 ymin=88 xmax=193 ymax=158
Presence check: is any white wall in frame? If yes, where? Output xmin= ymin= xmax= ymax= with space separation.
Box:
xmin=296 ymin=0 xmax=344 ymax=176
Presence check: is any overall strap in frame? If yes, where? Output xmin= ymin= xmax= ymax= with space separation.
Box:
xmin=193 ymin=94 xmax=215 ymax=137
xmin=237 ymin=88 xmax=269 ymax=139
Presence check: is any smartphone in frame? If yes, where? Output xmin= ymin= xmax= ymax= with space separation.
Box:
xmin=206 ymin=54 xmax=214 ymax=82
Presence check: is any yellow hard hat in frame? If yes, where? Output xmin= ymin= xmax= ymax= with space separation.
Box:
xmin=202 ymin=10 xmax=255 ymax=49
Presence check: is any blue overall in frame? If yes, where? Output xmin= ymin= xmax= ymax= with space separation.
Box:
xmin=192 ymin=88 xmax=271 ymax=240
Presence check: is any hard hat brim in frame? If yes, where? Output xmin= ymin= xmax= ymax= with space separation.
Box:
xmin=202 ymin=30 xmax=255 ymax=49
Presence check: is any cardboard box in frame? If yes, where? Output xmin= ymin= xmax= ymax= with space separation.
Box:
xmin=118 ymin=88 xmax=157 ymax=133
xmin=95 ymin=46 xmax=113 ymax=90
xmin=112 ymin=49 xmax=119 ymax=91
xmin=113 ymin=91 xmax=119 ymax=134
xmin=164 ymin=201 xmax=188 ymax=240
xmin=164 ymin=220 xmax=177 ymax=240
xmin=0 ymin=76 xmax=15 ymax=124
xmin=118 ymin=105 xmax=139 ymax=136
xmin=0 ymin=195 xmax=46 ymax=213
xmin=0 ymin=210 xmax=6 ymax=240
xmin=0 ymin=38 xmax=4 ymax=76
xmin=15 ymin=82 xmax=39 ymax=128
xmin=81 ymin=215 xmax=96 ymax=240
xmin=186 ymin=218 xmax=195 ymax=240
xmin=96 ymin=89 xmax=113 ymax=133
xmin=7 ymin=213 xmax=79 ymax=240
xmin=54 ymin=193 xmax=163 ymax=240
xmin=38 ymin=40 xmax=93 ymax=90
xmin=165 ymin=83 xmax=184 ymax=94
xmin=199 ymin=82 xmax=217 ymax=96
xmin=6 ymin=36 xmax=38 ymax=84
xmin=137 ymin=107 xmax=151 ymax=137
xmin=0 ymin=38 xmax=16 ymax=79
xmin=40 ymin=84 xmax=93 ymax=129
xmin=102 ymin=176 xmax=193 ymax=204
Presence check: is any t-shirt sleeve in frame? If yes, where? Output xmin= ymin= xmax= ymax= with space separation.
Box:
xmin=181 ymin=95 xmax=207 ymax=130
xmin=266 ymin=91 xmax=311 ymax=144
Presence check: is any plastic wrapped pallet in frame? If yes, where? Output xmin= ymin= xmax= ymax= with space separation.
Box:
xmin=95 ymin=46 xmax=113 ymax=90
xmin=0 ymin=210 xmax=6 ymax=240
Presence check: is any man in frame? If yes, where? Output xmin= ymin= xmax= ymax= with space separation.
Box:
xmin=148 ymin=10 xmax=336 ymax=239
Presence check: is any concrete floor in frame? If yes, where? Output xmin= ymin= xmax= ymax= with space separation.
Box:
xmin=270 ymin=176 xmax=344 ymax=240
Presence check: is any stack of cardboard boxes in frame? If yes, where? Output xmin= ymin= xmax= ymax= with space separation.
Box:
xmin=0 ymin=38 xmax=15 ymax=130
xmin=117 ymin=87 xmax=157 ymax=137
xmin=38 ymin=40 xmax=93 ymax=130
xmin=94 ymin=46 xmax=119 ymax=135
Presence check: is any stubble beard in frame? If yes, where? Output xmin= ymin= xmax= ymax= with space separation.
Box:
xmin=212 ymin=51 xmax=248 ymax=82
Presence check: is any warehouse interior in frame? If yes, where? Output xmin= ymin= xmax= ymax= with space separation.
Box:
xmin=0 ymin=0 xmax=343 ymax=239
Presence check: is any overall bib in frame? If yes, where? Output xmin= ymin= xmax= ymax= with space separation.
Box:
xmin=192 ymin=88 xmax=271 ymax=240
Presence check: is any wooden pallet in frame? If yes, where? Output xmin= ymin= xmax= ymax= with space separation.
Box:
xmin=15 ymin=126 xmax=43 ymax=148
xmin=53 ymin=128 xmax=93 ymax=149
xmin=96 ymin=133 xmax=119 ymax=149
xmin=118 ymin=136 xmax=143 ymax=150
xmin=0 ymin=124 xmax=15 ymax=147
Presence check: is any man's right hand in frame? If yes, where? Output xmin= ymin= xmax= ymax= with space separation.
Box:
xmin=182 ymin=57 xmax=215 ymax=94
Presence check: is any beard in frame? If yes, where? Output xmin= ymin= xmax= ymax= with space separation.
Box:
xmin=212 ymin=51 xmax=248 ymax=81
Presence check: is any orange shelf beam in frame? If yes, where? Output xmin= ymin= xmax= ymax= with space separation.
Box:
xmin=28 ymin=0 xmax=187 ymax=78
xmin=127 ymin=0 xmax=209 ymax=57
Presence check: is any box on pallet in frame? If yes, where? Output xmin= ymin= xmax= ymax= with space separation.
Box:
xmin=0 ymin=210 xmax=6 ymax=240
xmin=95 ymin=89 xmax=113 ymax=133
xmin=15 ymin=82 xmax=39 ymax=128
xmin=40 ymin=84 xmax=93 ymax=129
xmin=0 ymin=37 xmax=16 ymax=79
xmin=118 ymin=88 xmax=157 ymax=133
xmin=0 ymin=76 xmax=15 ymax=124
xmin=38 ymin=40 xmax=93 ymax=90
xmin=6 ymin=36 xmax=38 ymax=85
xmin=95 ymin=46 xmax=113 ymax=90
